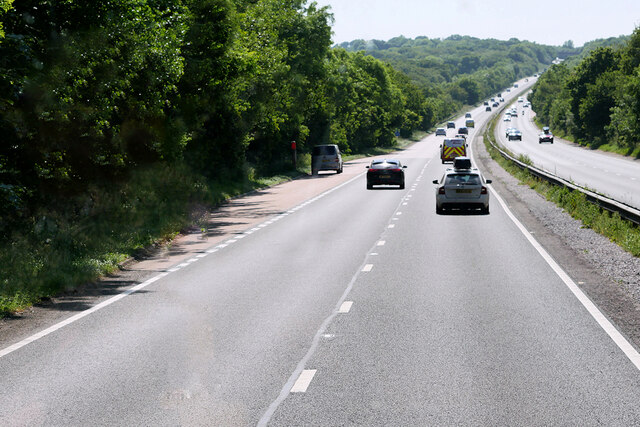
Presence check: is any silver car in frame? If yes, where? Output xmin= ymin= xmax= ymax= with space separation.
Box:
xmin=433 ymin=165 xmax=492 ymax=214
xmin=311 ymin=144 xmax=343 ymax=175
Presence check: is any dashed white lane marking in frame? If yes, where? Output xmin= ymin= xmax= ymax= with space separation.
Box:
xmin=403 ymin=203 xmax=408 ymax=206
xmin=388 ymin=224 xmax=395 ymax=228
xmin=227 ymin=239 xmax=237 ymax=243
xmin=339 ymin=301 xmax=353 ymax=313
xmin=392 ymin=217 xmax=399 ymax=221
xmin=196 ymin=253 xmax=207 ymax=258
xmin=290 ymin=369 xmax=317 ymax=393
xmin=362 ymin=264 xmax=373 ymax=272
xmin=377 ymin=241 xmax=386 ymax=246
xmin=397 ymin=212 xmax=402 ymax=215
xmin=370 ymin=253 xmax=379 ymax=256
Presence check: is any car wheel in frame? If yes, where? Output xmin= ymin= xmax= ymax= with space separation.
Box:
xmin=481 ymin=206 xmax=489 ymax=214
xmin=367 ymin=183 xmax=373 ymax=190
xmin=399 ymin=181 xmax=405 ymax=189
xmin=436 ymin=206 xmax=443 ymax=214
xmin=337 ymin=166 xmax=343 ymax=174
xmin=441 ymin=159 xmax=445 ymax=164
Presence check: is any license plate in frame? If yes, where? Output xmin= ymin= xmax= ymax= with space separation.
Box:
xmin=380 ymin=175 xmax=390 ymax=179
xmin=456 ymin=189 xmax=472 ymax=193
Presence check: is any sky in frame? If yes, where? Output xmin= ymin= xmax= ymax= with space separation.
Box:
xmin=312 ymin=0 xmax=640 ymax=47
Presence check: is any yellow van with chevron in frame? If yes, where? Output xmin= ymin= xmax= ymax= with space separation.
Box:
xmin=440 ymin=138 xmax=467 ymax=164
xmin=465 ymin=119 xmax=475 ymax=128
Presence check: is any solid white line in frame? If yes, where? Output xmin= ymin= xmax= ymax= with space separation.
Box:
xmin=489 ymin=185 xmax=640 ymax=371
xmin=377 ymin=241 xmax=386 ymax=246
xmin=196 ymin=253 xmax=207 ymax=258
xmin=0 ymin=167 xmax=369 ymax=361
xmin=362 ymin=264 xmax=373 ymax=272
xmin=0 ymin=272 xmax=169 ymax=359
xmin=290 ymin=369 xmax=317 ymax=393
xmin=339 ymin=301 xmax=353 ymax=313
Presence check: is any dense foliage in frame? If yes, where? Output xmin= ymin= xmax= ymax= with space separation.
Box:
xmin=0 ymin=1 xmax=568 ymax=312
xmin=339 ymin=35 xmax=564 ymax=114
xmin=0 ymin=0 xmax=439 ymax=311
xmin=529 ymin=29 xmax=640 ymax=153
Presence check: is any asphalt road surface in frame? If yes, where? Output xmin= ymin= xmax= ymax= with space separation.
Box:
xmin=497 ymin=94 xmax=640 ymax=209
xmin=3 ymin=78 xmax=640 ymax=426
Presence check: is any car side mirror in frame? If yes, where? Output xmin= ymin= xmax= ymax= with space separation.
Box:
xmin=439 ymin=144 xmax=442 ymax=148
xmin=432 ymin=180 xmax=439 ymax=184
xmin=486 ymin=179 xmax=492 ymax=184
xmin=403 ymin=165 xmax=407 ymax=169
xmin=365 ymin=165 xmax=369 ymax=168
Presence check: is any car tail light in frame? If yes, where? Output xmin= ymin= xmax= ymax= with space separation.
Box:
xmin=389 ymin=169 xmax=402 ymax=172
xmin=438 ymin=187 xmax=445 ymax=195
xmin=481 ymin=186 xmax=487 ymax=194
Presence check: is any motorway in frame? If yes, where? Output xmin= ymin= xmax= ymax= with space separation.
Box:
xmin=496 ymin=90 xmax=640 ymax=209
xmin=3 ymin=79 xmax=640 ymax=425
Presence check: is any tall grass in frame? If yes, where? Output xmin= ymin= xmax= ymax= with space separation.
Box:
xmin=483 ymin=121 xmax=640 ymax=258
xmin=0 ymin=159 xmax=307 ymax=316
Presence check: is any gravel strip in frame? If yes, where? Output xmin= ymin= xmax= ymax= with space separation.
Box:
xmin=475 ymin=133 xmax=640 ymax=347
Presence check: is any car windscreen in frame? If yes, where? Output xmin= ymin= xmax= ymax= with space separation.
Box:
xmin=370 ymin=161 xmax=399 ymax=169
xmin=444 ymin=174 xmax=481 ymax=185
xmin=444 ymin=139 xmax=465 ymax=147
xmin=312 ymin=146 xmax=337 ymax=155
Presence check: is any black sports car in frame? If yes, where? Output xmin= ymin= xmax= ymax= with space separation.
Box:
xmin=366 ymin=159 xmax=407 ymax=189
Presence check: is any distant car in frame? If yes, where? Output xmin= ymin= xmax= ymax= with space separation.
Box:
xmin=503 ymin=116 xmax=511 ymax=122
xmin=539 ymin=127 xmax=554 ymax=144
xmin=486 ymin=106 xmax=492 ymax=112
xmin=492 ymin=102 xmax=499 ymax=107
xmin=508 ymin=129 xmax=522 ymax=140
xmin=506 ymin=88 xmax=511 ymax=92
xmin=435 ymin=128 xmax=447 ymax=136
xmin=465 ymin=112 xmax=472 ymax=118
xmin=433 ymin=166 xmax=492 ymax=214
xmin=499 ymin=97 xmax=505 ymax=102
xmin=457 ymin=127 xmax=469 ymax=135
xmin=514 ymin=84 xmax=519 ymax=88
xmin=454 ymin=133 xmax=467 ymax=140
xmin=447 ymin=121 xmax=456 ymax=129
xmin=366 ymin=159 xmax=406 ymax=189
xmin=523 ymin=102 xmax=530 ymax=108
xmin=465 ymin=119 xmax=475 ymax=128
xmin=497 ymin=92 xmax=502 ymax=97
xmin=484 ymin=101 xmax=489 ymax=106
xmin=505 ymin=127 xmax=516 ymax=137
xmin=518 ymin=97 xmax=524 ymax=103
xmin=311 ymin=144 xmax=343 ymax=175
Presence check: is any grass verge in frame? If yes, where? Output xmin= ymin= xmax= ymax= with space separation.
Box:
xmin=0 ymin=133 xmax=422 ymax=317
xmin=483 ymin=119 xmax=640 ymax=258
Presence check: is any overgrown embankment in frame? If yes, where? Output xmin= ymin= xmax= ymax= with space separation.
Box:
xmin=483 ymin=114 xmax=640 ymax=258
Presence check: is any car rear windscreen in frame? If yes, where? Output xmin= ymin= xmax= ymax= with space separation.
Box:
xmin=312 ymin=146 xmax=337 ymax=155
